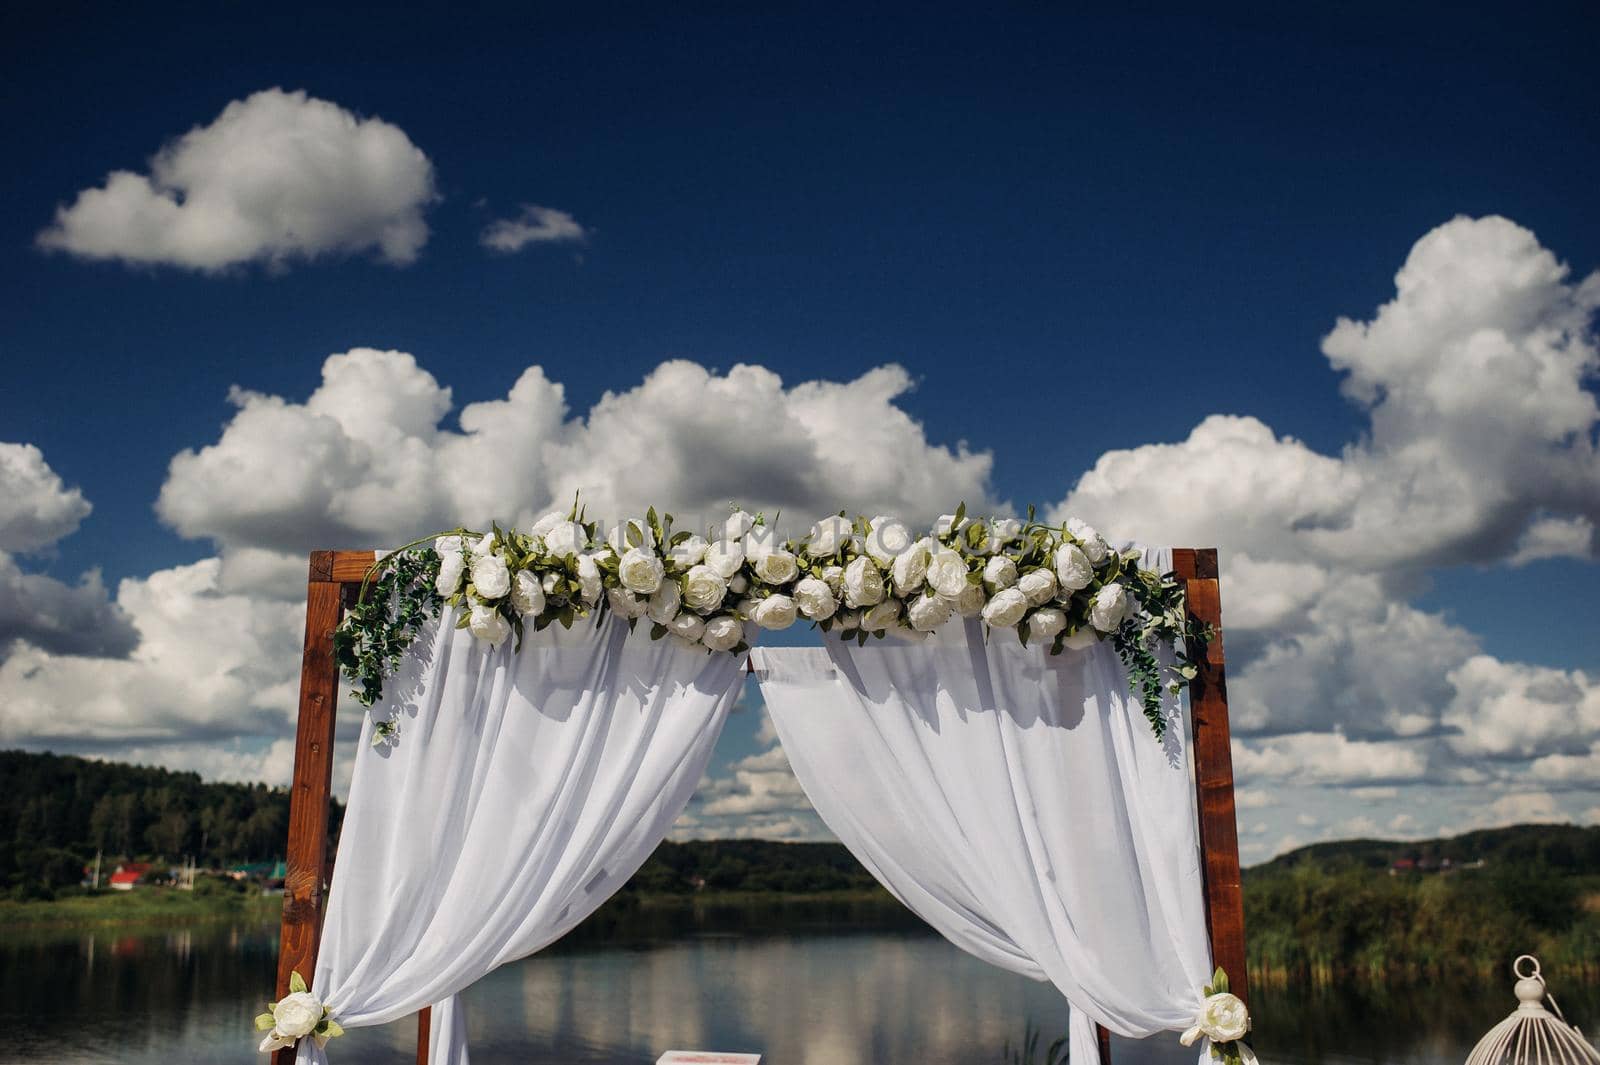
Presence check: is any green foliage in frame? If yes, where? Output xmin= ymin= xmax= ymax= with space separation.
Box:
xmin=0 ymin=749 xmax=343 ymax=891
xmin=334 ymin=545 xmax=443 ymax=728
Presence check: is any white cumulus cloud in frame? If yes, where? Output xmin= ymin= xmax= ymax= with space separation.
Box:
xmin=37 ymin=88 xmax=436 ymax=271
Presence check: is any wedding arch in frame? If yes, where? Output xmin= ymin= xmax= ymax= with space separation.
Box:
xmin=269 ymin=520 xmax=1246 ymax=1065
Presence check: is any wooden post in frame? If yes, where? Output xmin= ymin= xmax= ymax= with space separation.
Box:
xmin=1172 ymin=548 xmax=1249 ymax=1007
xmin=275 ymin=552 xmax=345 ymax=1065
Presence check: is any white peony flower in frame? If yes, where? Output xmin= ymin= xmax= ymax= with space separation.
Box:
xmin=271 ymin=992 xmax=323 ymax=1039
xmin=719 ymin=510 xmax=756 ymax=542
xmin=529 ymin=510 xmax=565 ymax=538
xmin=434 ymin=535 xmax=464 ymax=555
xmin=864 ymin=516 xmax=913 ymax=566
xmin=843 ymin=556 xmax=886 ymax=607
xmin=1062 ymin=628 xmax=1099 ymax=650
xmin=806 ymin=515 xmax=853 ymax=557
xmin=926 ymin=549 xmax=969 ymax=599
xmin=607 ymin=586 xmax=649 ymax=619
xmin=821 ymin=565 xmax=845 ymax=597
xmin=1054 ymin=543 xmax=1094 ymax=591
xmin=606 ymin=519 xmax=656 ymax=555
xmin=647 ymin=581 xmax=681 ymax=625
xmin=1026 ymin=607 xmax=1067 ymax=642
xmin=618 ymin=547 xmax=665 ymax=595
xmin=907 ymin=592 xmax=954 ymax=632
xmin=860 ymin=599 xmax=901 ymax=632
xmin=470 ymin=553 xmax=511 ymax=599
xmin=729 ymin=573 xmax=749 ymax=594
xmin=667 ymin=612 xmax=706 ymax=642
xmin=891 ymin=537 xmax=932 ymax=594
xmin=541 ymin=571 xmax=561 ymax=596
xmin=833 ymin=609 xmax=861 ymax=631
xmin=543 ymin=521 xmax=586 ymax=559
xmin=981 ymin=587 xmax=1029 ymax=629
xmin=983 ymin=555 xmax=1018 ymax=590
xmin=793 ymin=576 xmax=838 ymax=620
xmin=953 ymin=581 xmax=987 ymax=618
xmin=753 ymin=594 xmax=799 ymax=630
xmin=667 ymin=534 xmax=709 ymax=568
xmin=1090 ymin=583 xmax=1131 ymax=632
xmin=470 ymin=534 xmax=495 ymax=557
xmin=933 ymin=513 xmax=971 ymax=537
xmin=988 ymin=518 xmax=1023 ymax=551
xmin=1181 ymin=992 xmax=1250 ymax=1047
xmin=468 ymin=603 xmax=511 ymax=647
xmin=435 ymin=550 xmax=466 ymax=597
xmin=682 ymin=564 xmax=728 ymax=612
xmin=1067 ymin=518 xmax=1108 ymax=563
xmin=752 ymin=548 xmax=799 ymax=585
xmin=704 ymin=538 xmax=745 ymax=579
xmin=700 ymin=614 xmax=744 ymax=652
xmin=1018 ymin=568 xmax=1058 ymax=606
xmin=576 ymin=554 xmax=603 ymax=603
xmin=511 ymin=570 xmax=545 ymax=615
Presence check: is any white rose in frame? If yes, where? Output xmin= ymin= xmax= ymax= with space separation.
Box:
xmin=682 ymin=565 xmax=728 ymax=612
xmin=860 ymin=599 xmax=901 ymax=632
xmin=891 ymin=537 xmax=932 ymax=594
xmin=934 ymin=513 xmax=970 ymax=537
xmin=980 ymin=587 xmax=1029 ymax=629
xmin=700 ymin=614 xmax=744 ymax=652
xmin=606 ymin=519 xmax=656 ymax=555
xmin=434 ymin=535 xmax=464 ymax=555
xmin=511 ymin=570 xmax=545 ymax=615
xmin=753 ymin=594 xmax=799 ymax=630
xmin=864 ymin=516 xmax=913 ymax=567
xmin=1054 ymin=543 xmax=1094 ymax=591
xmin=988 ymin=518 xmax=1023 ymax=551
xmin=729 ymin=573 xmax=749 ymax=594
xmin=529 ymin=510 xmax=565 ymax=538
xmin=793 ymin=576 xmax=837 ymax=620
xmin=907 ymin=592 xmax=954 ymax=632
xmin=271 ymin=991 xmax=323 ymax=1039
xmin=468 ymin=603 xmax=511 ymax=647
xmin=541 ymin=571 xmax=561 ymax=595
xmin=647 ymin=581 xmax=681 ymax=625
xmin=704 ymin=538 xmax=745 ymax=579
xmin=1026 ymin=607 xmax=1067 ymax=641
xmin=926 ymin=549 xmax=970 ymax=599
xmin=821 ymin=565 xmax=845 ymax=597
xmin=953 ymin=581 xmax=987 ymax=618
xmin=1067 ymin=518 xmax=1108 ymax=563
xmin=435 ymin=550 xmax=465 ymax=597
xmin=1018 ymin=568 xmax=1058 ymax=606
xmin=667 ymin=534 xmax=709 ymax=568
xmin=576 ymin=554 xmax=603 ymax=603
xmin=470 ymin=534 xmax=495 ymax=557
xmin=843 ymin=556 xmax=886 ymax=607
xmin=719 ymin=510 xmax=756 ymax=542
xmin=470 ymin=553 xmax=511 ymax=599
xmin=607 ymin=585 xmax=648 ymax=619
xmin=743 ymin=524 xmax=783 ymax=561
xmin=753 ymin=548 xmax=799 ymax=585
xmin=1090 ymin=582 xmax=1131 ymax=632
xmin=806 ymin=515 xmax=853 ymax=557
xmin=1062 ymin=628 xmax=1098 ymax=651
xmin=983 ymin=555 xmax=1018 ymax=590
xmin=618 ymin=547 xmax=665 ymax=595
xmin=543 ymin=521 xmax=585 ymax=559
xmin=1181 ymin=992 xmax=1250 ymax=1046
xmin=667 ymin=612 xmax=706 ymax=642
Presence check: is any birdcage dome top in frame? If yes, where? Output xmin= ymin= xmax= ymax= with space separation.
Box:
xmin=1466 ymin=957 xmax=1600 ymax=1065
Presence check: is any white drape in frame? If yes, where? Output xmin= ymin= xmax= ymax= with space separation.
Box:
xmin=298 ymin=608 xmax=743 ymax=1065
xmin=752 ymin=549 xmax=1214 ymax=1065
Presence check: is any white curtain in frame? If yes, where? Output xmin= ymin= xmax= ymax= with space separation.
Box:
xmin=752 ymin=548 xmax=1215 ymax=1065
xmin=298 ymin=608 xmax=744 ymax=1065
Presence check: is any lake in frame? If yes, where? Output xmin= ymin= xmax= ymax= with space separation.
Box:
xmin=3 ymin=900 xmax=1597 ymax=1065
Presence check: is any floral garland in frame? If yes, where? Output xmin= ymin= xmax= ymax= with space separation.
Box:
xmin=334 ymin=503 xmax=1209 ymax=744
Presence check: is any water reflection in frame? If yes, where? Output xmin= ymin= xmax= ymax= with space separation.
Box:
xmin=3 ymin=909 xmax=1598 ymax=1065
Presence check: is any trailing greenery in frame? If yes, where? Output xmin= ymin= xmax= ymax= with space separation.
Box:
xmin=336 ymin=502 xmax=1208 ymax=742
xmin=0 ymin=749 xmax=343 ymax=899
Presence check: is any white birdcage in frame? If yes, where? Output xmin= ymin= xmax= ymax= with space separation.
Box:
xmin=1466 ymin=956 xmax=1600 ymax=1065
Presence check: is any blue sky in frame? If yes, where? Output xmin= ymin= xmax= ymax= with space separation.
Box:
xmin=2 ymin=2 xmax=1598 ymax=858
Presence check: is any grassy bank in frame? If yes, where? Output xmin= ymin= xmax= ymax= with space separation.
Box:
xmin=0 ymin=888 xmax=282 ymax=929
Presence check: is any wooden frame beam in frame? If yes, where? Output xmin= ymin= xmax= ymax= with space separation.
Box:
xmin=275 ymin=548 xmax=1246 ymax=1065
